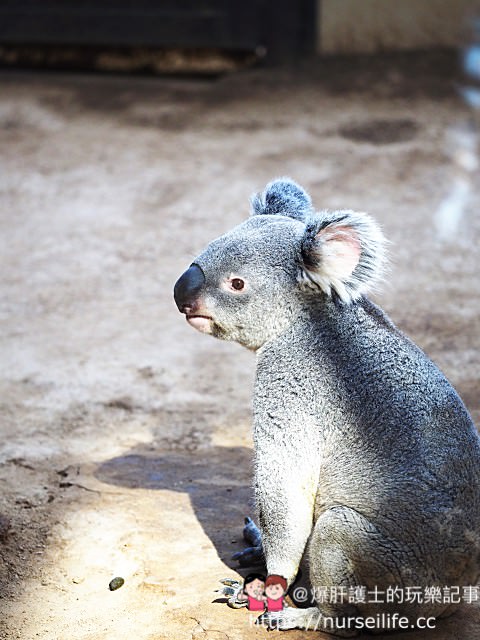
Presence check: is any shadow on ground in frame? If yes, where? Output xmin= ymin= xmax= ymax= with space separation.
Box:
xmin=95 ymin=445 xmax=257 ymax=574
xmin=94 ymin=444 xmax=480 ymax=640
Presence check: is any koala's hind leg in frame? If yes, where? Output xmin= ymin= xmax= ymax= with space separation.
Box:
xmin=231 ymin=517 xmax=264 ymax=566
xmin=309 ymin=505 xmax=412 ymax=593
xmin=308 ymin=506 xmax=409 ymax=633
xmin=261 ymin=506 xmax=409 ymax=635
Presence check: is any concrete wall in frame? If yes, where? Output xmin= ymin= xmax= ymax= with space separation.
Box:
xmin=319 ymin=0 xmax=480 ymax=54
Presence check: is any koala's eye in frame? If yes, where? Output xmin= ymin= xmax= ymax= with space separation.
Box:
xmin=231 ymin=278 xmax=245 ymax=291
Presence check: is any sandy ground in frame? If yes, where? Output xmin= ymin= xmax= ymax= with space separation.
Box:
xmin=0 ymin=52 xmax=479 ymax=640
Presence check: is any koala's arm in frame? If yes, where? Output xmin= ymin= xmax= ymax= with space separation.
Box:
xmin=253 ymin=384 xmax=321 ymax=584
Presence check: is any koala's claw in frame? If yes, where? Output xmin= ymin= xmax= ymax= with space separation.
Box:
xmin=217 ymin=578 xmax=248 ymax=608
xmin=231 ymin=545 xmax=263 ymax=566
xmin=243 ymin=516 xmax=262 ymax=546
xmin=231 ymin=517 xmax=264 ymax=566
xmin=218 ymin=578 xmax=238 ymax=588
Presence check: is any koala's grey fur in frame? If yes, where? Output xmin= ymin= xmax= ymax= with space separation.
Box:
xmin=174 ymin=178 xmax=480 ymax=635
xmin=250 ymin=176 xmax=314 ymax=220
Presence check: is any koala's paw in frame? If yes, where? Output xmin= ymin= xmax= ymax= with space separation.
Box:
xmin=231 ymin=517 xmax=264 ymax=567
xmin=216 ymin=578 xmax=248 ymax=609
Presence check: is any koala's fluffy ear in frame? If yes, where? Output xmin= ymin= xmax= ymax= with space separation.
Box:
xmin=300 ymin=210 xmax=387 ymax=303
xmin=250 ymin=178 xmax=313 ymax=221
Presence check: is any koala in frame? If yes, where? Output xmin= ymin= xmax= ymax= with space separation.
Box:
xmin=173 ymin=178 xmax=480 ymax=635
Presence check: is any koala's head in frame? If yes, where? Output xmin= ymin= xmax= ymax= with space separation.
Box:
xmin=174 ymin=178 xmax=386 ymax=351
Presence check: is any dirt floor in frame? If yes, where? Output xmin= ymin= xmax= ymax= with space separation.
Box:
xmin=1 ymin=51 xmax=479 ymax=640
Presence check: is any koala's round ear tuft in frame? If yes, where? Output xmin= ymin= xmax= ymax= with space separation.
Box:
xmin=250 ymin=178 xmax=313 ymax=221
xmin=300 ymin=210 xmax=387 ymax=303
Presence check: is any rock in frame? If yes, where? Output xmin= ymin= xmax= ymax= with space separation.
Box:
xmin=109 ymin=577 xmax=125 ymax=591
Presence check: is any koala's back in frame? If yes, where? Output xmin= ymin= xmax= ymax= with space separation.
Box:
xmin=255 ymin=296 xmax=480 ymax=585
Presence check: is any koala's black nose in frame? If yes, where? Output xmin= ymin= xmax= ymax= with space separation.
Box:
xmin=174 ymin=264 xmax=206 ymax=313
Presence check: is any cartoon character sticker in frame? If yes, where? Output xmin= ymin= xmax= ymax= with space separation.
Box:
xmin=236 ymin=572 xmax=287 ymax=612
xmin=265 ymin=574 xmax=287 ymax=612
xmin=237 ymin=573 xmax=266 ymax=611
